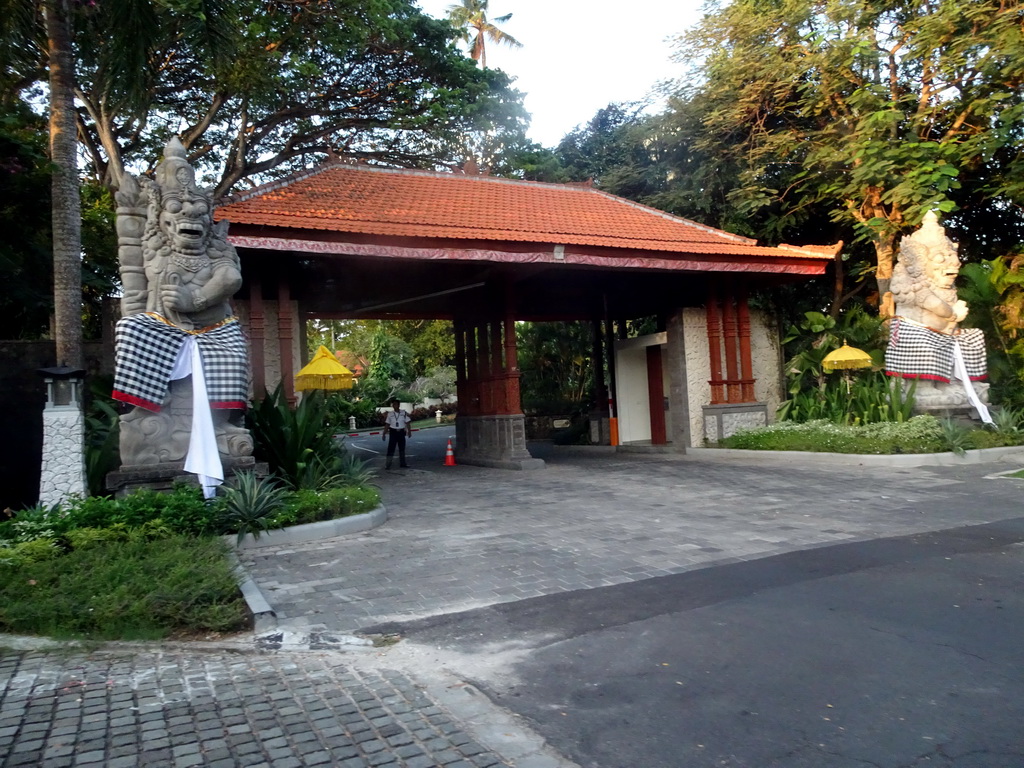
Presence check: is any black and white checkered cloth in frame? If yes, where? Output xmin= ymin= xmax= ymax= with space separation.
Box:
xmin=113 ymin=313 xmax=249 ymax=412
xmin=885 ymin=317 xmax=987 ymax=382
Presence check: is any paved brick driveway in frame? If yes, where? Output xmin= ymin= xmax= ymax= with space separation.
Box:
xmin=238 ymin=449 xmax=1024 ymax=633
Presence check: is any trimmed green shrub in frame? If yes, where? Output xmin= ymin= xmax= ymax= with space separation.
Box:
xmin=276 ymin=486 xmax=380 ymax=527
xmin=719 ymin=415 xmax=1024 ymax=454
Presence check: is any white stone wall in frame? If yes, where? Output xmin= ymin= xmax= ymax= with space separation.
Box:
xmin=682 ymin=307 xmax=783 ymax=447
xmin=750 ymin=310 xmax=784 ymax=415
xmin=704 ymin=407 xmax=770 ymax=443
xmin=39 ymin=407 xmax=86 ymax=506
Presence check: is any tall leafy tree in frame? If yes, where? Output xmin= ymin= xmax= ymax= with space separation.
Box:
xmin=70 ymin=0 xmax=527 ymax=196
xmin=1 ymin=0 xmax=234 ymax=364
xmin=671 ymin=0 xmax=1024 ymax=308
xmin=43 ymin=0 xmax=79 ymax=366
xmin=446 ymin=0 xmax=522 ymax=69
xmin=517 ymin=321 xmax=593 ymax=413
xmin=307 ymin=318 xmax=455 ymax=378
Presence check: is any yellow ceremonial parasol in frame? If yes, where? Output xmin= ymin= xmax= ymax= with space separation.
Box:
xmin=294 ymin=346 xmax=354 ymax=391
xmin=822 ymin=342 xmax=872 ymax=372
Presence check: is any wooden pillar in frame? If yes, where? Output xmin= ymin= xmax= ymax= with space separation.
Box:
xmin=465 ymin=323 xmax=479 ymax=416
xmin=248 ymin=278 xmax=266 ymax=395
xmin=503 ymin=311 xmax=521 ymax=414
xmin=737 ymin=288 xmax=755 ymax=402
xmin=706 ymin=287 xmax=725 ymax=404
xmin=604 ymin=316 xmax=618 ymax=417
xmin=591 ymin=319 xmax=608 ymax=415
xmin=721 ymin=290 xmax=740 ymax=403
xmin=278 ymin=281 xmax=295 ymax=405
xmin=491 ymin=321 xmax=505 ymax=413
xmin=454 ymin=319 xmax=468 ymax=408
xmin=477 ymin=322 xmax=491 ymax=414
xmin=646 ymin=345 xmax=667 ymax=444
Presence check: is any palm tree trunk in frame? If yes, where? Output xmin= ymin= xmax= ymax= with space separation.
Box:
xmin=44 ymin=0 xmax=82 ymax=368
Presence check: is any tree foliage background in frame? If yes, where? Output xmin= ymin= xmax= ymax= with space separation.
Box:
xmin=0 ymin=0 xmax=539 ymax=341
xmin=6 ymin=0 xmax=1024 ymax=410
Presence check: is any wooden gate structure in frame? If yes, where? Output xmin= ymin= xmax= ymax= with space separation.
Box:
xmin=216 ymin=163 xmax=839 ymax=468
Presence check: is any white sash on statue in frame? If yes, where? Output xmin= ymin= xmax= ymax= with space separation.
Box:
xmin=951 ymin=341 xmax=993 ymax=425
xmin=169 ymin=336 xmax=224 ymax=498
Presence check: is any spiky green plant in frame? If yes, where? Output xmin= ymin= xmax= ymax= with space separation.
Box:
xmin=939 ymin=418 xmax=970 ymax=457
xmin=247 ymin=385 xmax=342 ymax=490
xmin=218 ymin=471 xmax=288 ymax=544
xmin=990 ymin=406 xmax=1022 ymax=435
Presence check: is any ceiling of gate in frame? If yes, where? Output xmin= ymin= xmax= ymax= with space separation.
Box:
xmin=217 ymin=164 xmax=838 ymax=322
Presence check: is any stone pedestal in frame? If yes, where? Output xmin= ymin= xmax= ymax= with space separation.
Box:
xmin=703 ymin=402 xmax=769 ymax=443
xmin=456 ymin=414 xmax=545 ymax=470
xmin=907 ymin=379 xmax=990 ymax=421
xmin=107 ymin=457 xmax=266 ymax=497
xmin=117 ymin=376 xmax=253 ymax=465
xmin=39 ymin=406 xmax=86 ymax=506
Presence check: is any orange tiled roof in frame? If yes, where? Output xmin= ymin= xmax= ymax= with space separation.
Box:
xmin=217 ymin=164 xmax=836 ymax=261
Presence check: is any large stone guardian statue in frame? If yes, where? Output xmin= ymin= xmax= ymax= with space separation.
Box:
xmin=108 ymin=138 xmax=253 ymax=496
xmin=884 ymin=212 xmax=991 ymax=422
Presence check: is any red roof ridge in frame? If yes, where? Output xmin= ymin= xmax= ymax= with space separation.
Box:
xmin=777 ymin=241 xmax=844 ymax=258
xmin=587 ymin=188 xmax=757 ymax=246
xmin=219 ymin=161 xmax=665 ymax=207
xmin=219 ymin=160 xmax=349 ymax=205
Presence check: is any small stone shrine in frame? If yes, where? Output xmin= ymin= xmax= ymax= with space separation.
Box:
xmin=107 ymin=138 xmax=255 ymax=496
xmin=884 ymin=212 xmax=992 ymax=422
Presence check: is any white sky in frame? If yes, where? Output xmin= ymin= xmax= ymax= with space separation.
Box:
xmin=415 ymin=0 xmax=706 ymax=147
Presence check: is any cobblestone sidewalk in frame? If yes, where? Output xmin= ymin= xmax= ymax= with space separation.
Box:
xmin=0 ymin=648 xmax=514 ymax=768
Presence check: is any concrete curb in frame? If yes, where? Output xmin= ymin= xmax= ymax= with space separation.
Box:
xmin=227 ymin=505 xmax=388 ymax=634
xmin=230 ymin=503 xmax=388 ymax=549
xmin=225 ymin=548 xmax=278 ymax=633
xmin=682 ymin=444 xmax=1024 ymax=467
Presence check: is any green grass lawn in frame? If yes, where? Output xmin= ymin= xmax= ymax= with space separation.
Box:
xmin=0 ymin=535 xmax=248 ymax=640
xmin=0 ymin=478 xmax=381 ymax=641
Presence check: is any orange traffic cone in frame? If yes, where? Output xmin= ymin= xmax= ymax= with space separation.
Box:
xmin=444 ymin=438 xmax=457 ymax=466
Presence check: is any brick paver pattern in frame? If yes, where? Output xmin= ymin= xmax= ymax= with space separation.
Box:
xmin=0 ymin=650 xmax=508 ymax=768
xmin=239 ymin=452 xmax=1024 ymax=631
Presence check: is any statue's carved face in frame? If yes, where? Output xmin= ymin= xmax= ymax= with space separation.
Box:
xmin=158 ymin=187 xmax=211 ymax=255
xmin=921 ymin=243 xmax=960 ymax=290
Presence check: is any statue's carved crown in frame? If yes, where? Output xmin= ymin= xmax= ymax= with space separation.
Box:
xmin=153 ymin=137 xmax=209 ymax=204
xmin=898 ymin=211 xmax=959 ymax=279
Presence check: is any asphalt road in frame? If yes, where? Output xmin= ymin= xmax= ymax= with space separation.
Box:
xmin=341 ymin=424 xmax=456 ymax=469
xmin=382 ymin=518 xmax=1024 ymax=768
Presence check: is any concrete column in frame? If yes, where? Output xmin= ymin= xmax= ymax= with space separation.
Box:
xmin=665 ymin=310 xmax=692 ymax=451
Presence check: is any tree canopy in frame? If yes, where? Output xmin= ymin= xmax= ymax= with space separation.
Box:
xmin=670 ymin=0 xmax=1024 ymax=306
xmin=4 ymin=0 xmax=533 ymax=197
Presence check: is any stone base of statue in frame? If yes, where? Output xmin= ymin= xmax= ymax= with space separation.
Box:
xmin=106 ymin=376 xmax=257 ymax=496
xmin=901 ymin=379 xmax=991 ymax=424
xmin=106 ymin=456 xmax=267 ymax=497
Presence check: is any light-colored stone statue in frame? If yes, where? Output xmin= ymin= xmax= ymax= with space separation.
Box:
xmin=884 ymin=211 xmax=990 ymax=418
xmin=110 ymin=138 xmax=252 ymax=492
